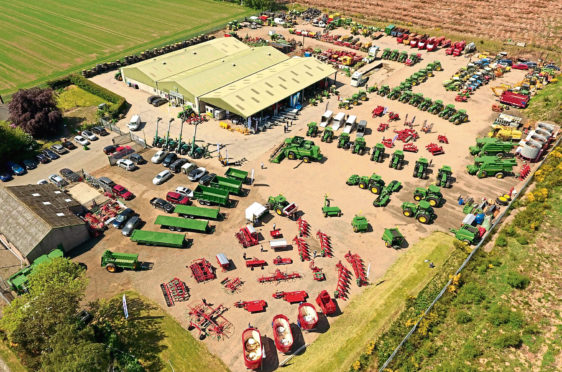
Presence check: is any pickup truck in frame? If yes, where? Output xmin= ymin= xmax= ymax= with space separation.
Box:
xmin=150 ymin=197 xmax=174 ymax=213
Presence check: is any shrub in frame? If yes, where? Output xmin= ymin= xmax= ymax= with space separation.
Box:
xmin=68 ymin=74 xmax=127 ymax=118
xmin=462 ymin=341 xmax=482 ymax=359
xmin=495 ymin=235 xmax=508 ymax=247
xmin=8 ymin=87 xmax=63 ymax=138
xmin=456 ymin=282 xmax=486 ymax=305
xmin=488 ymin=304 xmax=511 ymax=326
xmin=516 ymin=236 xmax=529 ymax=245
xmin=456 ymin=311 xmax=473 ymax=324
xmin=493 ymin=332 xmax=522 ymax=348
xmin=506 ymin=271 xmax=530 ymax=289
xmin=504 ymin=225 xmax=517 ymax=237
xmin=508 ymin=310 xmax=524 ymax=328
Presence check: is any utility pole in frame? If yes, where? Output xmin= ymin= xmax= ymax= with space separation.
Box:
xmin=154 ymin=117 xmax=162 ymax=146
xmin=165 ymin=118 xmax=174 ymax=148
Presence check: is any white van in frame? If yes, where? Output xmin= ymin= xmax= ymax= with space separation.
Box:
xmin=343 ymin=115 xmax=357 ymax=134
xmin=331 ymin=112 xmax=347 ymax=130
xmin=128 ymin=115 xmax=141 ymax=131
xmin=319 ymin=110 xmax=333 ymax=127
xmin=181 ymin=162 xmax=197 ymax=175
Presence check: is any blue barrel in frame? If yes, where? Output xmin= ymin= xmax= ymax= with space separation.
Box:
xmin=304 ymin=52 xmax=311 ymax=57
xmin=475 ymin=213 xmax=485 ymax=225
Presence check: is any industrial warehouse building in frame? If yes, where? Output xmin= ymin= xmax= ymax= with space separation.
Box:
xmin=121 ymin=37 xmax=336 ymax=121
xmin=0 ymin=185 xmax=90 ymax=264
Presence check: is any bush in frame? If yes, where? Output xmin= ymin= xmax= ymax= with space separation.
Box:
xmin=516 ymin=236 xmax=529 ymax=245
xmin=495 ymin=235 xmax=508 ymax=247
xmin=488 ymin=304 xmax=511 ymax=326
xmin=508 ymin=310 xmax=524 ymax=328
xmin=504 ymin=225 xmax=517 ymax=237
xmin=462 ymin=341 xmax=482 ymax=359
xmin=506 ymin=271 xmax=530 ymax=289
xmin=67 ymin=74 xmax=127 ymax=118
xmin=46 ymin=77 xmax=71 ymax=91
xmin=456 ymin=282 xmax=486 ymax=305
xmin=493 ymin=332 xmax=522 ymax=348
xmin=456 ymin=311 xmax=473 ymax=324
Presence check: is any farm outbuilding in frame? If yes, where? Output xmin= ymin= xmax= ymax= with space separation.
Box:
xmin=121 ymin=37 xmax=336 ymax=120
xmin=0 ymin=184 xmax=90 ymax=264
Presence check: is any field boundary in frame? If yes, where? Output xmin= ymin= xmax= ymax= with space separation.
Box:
xmin=378 ymin=136 xmax=562 ymax=371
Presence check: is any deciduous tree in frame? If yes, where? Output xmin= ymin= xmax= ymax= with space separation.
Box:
xmin=8 ymin=87 xmax=62 ymax=137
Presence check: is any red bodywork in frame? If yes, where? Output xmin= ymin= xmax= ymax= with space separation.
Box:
xmin=297 ymin=303 xmax=319 ymax=330
xmin=425 ymin=37 xmax=437 ymax=51
xmin=273 ymin=256 xmax=293 ymax=265
xmin=272 ymin=315 xmax=293 ymax=353
xmin=316 ymin=290 xmax=337 ymax=315
xmin=112 ymin=184 xmax=134 ymax=200
xmin=166 ymin=191 xmax=189 ymax=205
xmin=512 ymin=63 xmax=529 ymax=70
xmin=246 ymin=258 xmax=267 ymax=269
xmin=372 ymin=105 xmax=385 ymax=117
xmin=273 ymin=290 xmax=308 ymax=303
xmin=409 ymin=38 xmax=419 ymax=48
xmin=242 ymin=328 xmax=263 ymax=370
xmin=235 ymin=300 xmax=267 ymax=313
xmin=500 ymin=91 xmax=530 ymax=108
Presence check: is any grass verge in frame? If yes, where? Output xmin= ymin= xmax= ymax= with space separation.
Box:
xmin=284 ymin=232 xmax=456 ymax=372
xmin=56 ymin=85 xmax=107 ymax=112
xmin=525 ymin=79 xmax=562 ymax=124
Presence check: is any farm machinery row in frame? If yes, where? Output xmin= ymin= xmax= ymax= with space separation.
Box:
xmin=466 ymin=137 xmax=518 ymax=178
xmin=152 ymin=112 xmax=208 ymax=158
xmin=386 ymin=25 xmax=452 ymax=52
xmin=444 ymin=57 xmax=511 ymax=100
xmin=380 ymin=48 xmax=422 ymax=66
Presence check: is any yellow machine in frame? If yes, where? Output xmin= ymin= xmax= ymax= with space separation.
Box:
xmin=491 ymin=84 xmax=511 ymax=97
xmin=340 ymin=56 xmax=352 ymax=66
xmin=488 ymin=126 xmax=522 ymax=141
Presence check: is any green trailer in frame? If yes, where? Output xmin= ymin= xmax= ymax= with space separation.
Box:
xmin=7 ymin=249 xmax=64 ymax=294
xmin=210 ymin=175 xmax=243 ymax=195
xmin=381 ymin=228 xmax=405 ymax=248
xmin=174 ymin=205 xmax=220 ymax=220
xmin=101 ymin=250 xmax=140 ymax=273
xmin=154 ymin=215 xmax=209 ymax=233
xmin=130 ymin=229 xmax=187 ymax=247
xmin=193 ymin=185 xmax=229 ymax=206
xmin=225 ymin=168 xmax=248 ymax=184
xmin=352 ymin=215 xmax=369 ymax=233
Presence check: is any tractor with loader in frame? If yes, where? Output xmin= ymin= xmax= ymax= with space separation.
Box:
xmin=346 ymin=173 xmax=385 ymax=194
xmin=428 ymin=100 xmax=444 ymax=114
xmin=439 ymin=104 xmax=456 ymax=119
xmin=449 ymin=109 xmax=468 ymax=125
xmin=373 ymin=180 xmax=401 ymax=207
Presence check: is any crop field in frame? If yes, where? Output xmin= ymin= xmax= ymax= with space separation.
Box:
xmin=0 ymin=0 xmax=253 ymax=95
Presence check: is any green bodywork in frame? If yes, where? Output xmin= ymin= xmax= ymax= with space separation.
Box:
xmin=321 ymin=127 xmax=334 ymax=142
xmin=351 ymin=215 xmax=369 ymax=232
xmin=401 ymin=200 xmax=435 ymax=224
xmin=450 ymin=224 xmax=480 ymax=244
xmin=338 ymin=132 xmax=351 ymax=149
xmin=7 ymin=249 xmax=64 ymax=294
xmin=436 ymin=165 xmax=453 ymax=188
xmin=101 ymin=250 xmax=140 ymax=271
xmin=352 ymin=137 xmax=367 ymax=154
xmin=322 ymin=195 xmax=342 ymax=217
xmin=413 ymin=157 xmax=429 ymax=178
xmin=130 ymin=230 xmax=187 ymax=247
xmin=439 ymin=104 xmax=456 ymax=119
xmin=371 ymin=143 xmax=385 ymax=162
xmin=413 ymin=185 xmax=443 ymax=207
xmin=466 ymin=159 xmax=517 ymax=178
xmin=428 ymin=100 xmax=444 ymax=114
xmin=381 ymin=228 xmax=405 ymax=248
xmin=469 ymin=138 xmax=514 ymax=156
xmin=307 ymin=122 xmax=318 ymax=137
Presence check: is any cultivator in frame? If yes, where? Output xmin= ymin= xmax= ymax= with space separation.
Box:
xmin=438 ymin=135 xmax=449 ymax=144
xmin=316 ymin=230 xmax=333 ymax=257
xmin=297 ymin=218 xmax=310 ymax=237
xmin=187 ymin=301 xmax=233 ymax=340
xmin=160 ymin=277 xmax=190 ymax=307
xmin=426 ymin=143 xmax=445 ymax=155
xmin=344 ymin=251 xmax=368 ymax=287
xmin=309 ymin=261 xmax=326 ymax=281
xmin=382 ymin=138 xmax=395 ymax=148
xmin=189 ymin=259 xmax=216 ymax=283
xmin=258 ymin=269 xmax=302 ymax=284
xmin=377 ymin=123 xmax=389 ymax=132
xmin=236 ymin=226 xmax=259 ymax=247
xmin=234 ymin=300 xmax=267 ymax=313
xmin=293 ymin=236 xmax=310 ymax=261
xmin=394 ymin=128 xmax=419 ymax=142
xmin=334 ymin=261 xmax=352 ymax=300
xmin=372 ymin=105 xmax=385 ymax=117
xmin=222 ymin=277 xmax=243 ymax=293
xmin=388 ymin=112 xmax=400 ymax=121
xmin=403 ymin=143 xmax=419 ymax=152
xmin=273 ymin=290 xmax=308 ymax=303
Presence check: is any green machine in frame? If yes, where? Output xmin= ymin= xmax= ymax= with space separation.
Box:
xmin=338 ymin=132 xmax=351 ymax=149
xmin=7 ymin=249 xmax=64 ymax=294
xmin=352 ymin=137 xmax=367 ymax=155
xmin=401 ymin=201 xmax=435 ymax=224
xmin=307 ymin=122 xmax=319 ymax=137
xmin=351 ymin=215 xmax=369 ymax=233
xmin=321 ymin=127 xmax=334 ymax=143
xmin=322 ymin=195 xmax=342 ymax=217
xmin=381 ymin=228 xmax=405 ymax=248
xmin=436 ymin=165 xmax=453 ymax=188
xmin=413 ymin=157 xmax=429 ymax=179
xmin=101 ymin=250 xmax=140 ymax=273
xmin=266 ymin=194 xmax=298 ymax=218
xmin=389 ymin=150 xmax=405 ymax=169
xmin=450 ymin=224 xmax=481 ymax=245
xmin=413 ymin=185 xmax=443 ymax=207
xmin=371 ymin=143 xmax=385 ymax=162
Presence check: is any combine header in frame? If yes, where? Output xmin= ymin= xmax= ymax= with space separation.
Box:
xmin=344 ymin=251 xmax=369 ymax=287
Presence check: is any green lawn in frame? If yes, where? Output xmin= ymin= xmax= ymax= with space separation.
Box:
xmin=0 ymin=0 xmax=254 ymax=95
xmin=56 ymin=85 xmax=107 ymax=111
xmin=0 ymin=339 xmax=28 ymax=372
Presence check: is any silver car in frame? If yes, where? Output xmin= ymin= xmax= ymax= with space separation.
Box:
xmin=122 ymin=216 xmax=141 ymax=236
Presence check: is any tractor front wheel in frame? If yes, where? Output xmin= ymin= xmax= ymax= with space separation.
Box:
xmin=276 ymin=208 xmax=283 ymax=216
xmin=353 ymin=226 xmax=358 ymax=233
xmin=414 ymin=194 xmax=422 ymax=201
xmin=478 ymin=171 xmax=487 ymax=178
xmin=359 ymin=182 xmax=366 ymax=189
xmin=385 ymin=241 xmax=391 ymax=248
xmin=106 ymin=263 xmax=116 ymax=273
xmin=370 ymin=185 xmax=381 ymax=194
xmin=288 ymin=152 xmax=296 ymax=160
xmin=303 ymin=156 xmax=311 ymax=163
xmin=495 ymin=172 xmax=504 ymax=179
xmin=403 ymin=209 xmax=412 ymax=217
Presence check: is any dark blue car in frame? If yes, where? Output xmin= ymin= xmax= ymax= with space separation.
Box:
xmin=0 ymin=172 xmax=12 ymax=182
xmin=112 ymin=208 xmax=135 ymax=229
xmin=7 ymin=162 xmax=26 ymax=175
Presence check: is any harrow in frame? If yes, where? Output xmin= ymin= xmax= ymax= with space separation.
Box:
xmin=235 ymin=226 xmax=259 ymax=247
xmin=403 ymin=143 xmax=419 ymax=152
xmin=222 ymin=277 xmax=243 ymax=293
xmin=258 ymin=269 xmax=302 ymax=284
xmin=426 ymin=143 xmax=444 ymax=155
xmin=160 ymin=277 xmax=190 ymax=307
xmin=189 ymin=258 xmax=216 ymax=283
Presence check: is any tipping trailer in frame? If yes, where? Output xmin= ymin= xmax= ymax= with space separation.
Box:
xmin=225 ymin=168 xmax=248 ymax=184
xmin=210 ymin=175 xmax=243 ymax=195
xmin=101 ymin=250 xmax=140 ymax=272
xmin=154 ymin=215 xmax=210 ymax=233
xmin=193 ymin=185 xmax=229 ymax=206
xmin=130 ymin=229 xmax=187 ymax=247
xmin=174 ymin=205 xmax=220 ymax=220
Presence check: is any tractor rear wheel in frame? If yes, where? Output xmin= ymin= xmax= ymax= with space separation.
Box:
xmin=428 ymin=197 xmax=438 ymax=207
xmin=414 ymin=194 xmax=422 ymax=201
xmin=462 ymin=239 xmax=471 ymax=245
xmin=276 ymin=208 xmax=283 ymax=216
xmin=359 ymin=148 xmax=365 ymax=155
xmin=403 ymin=208 xmax=413 ymax=217
xmin=385 ymin=241 xmax=391 ymax=248
xmin=303 ymin=156 xmax=311 ymax=163
xmin=337 ymin=142 xmax=342 ymax=148
xmin=106 ymin=263 xmax=116 ymax=273
xmin=417 ymin=214 xmax=430 ymax=224
xmin=288 ymin=152 xmax=296 ymax=160
xmin=359 ymin=182 xmax=367 ymax=189
xmin=353 ymin=226 xmax=358 ymax=233
xmin=495 ymin=172 xmax=504 ymax=179
xmin=370 ymin=185 xmax=381 ymax=194
xmin=478 ymin=171 xmax=487 ymax=178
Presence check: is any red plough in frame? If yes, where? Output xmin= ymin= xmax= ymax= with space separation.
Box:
xmin=335 ymin=261 xmax=352 ymax=300
xmin=426 ymin=143 xmax=444 ymax=155
xmin=246 ymin=258 xmax=267 ymax=270
xmin=236 ymin=225 xmax=259 ymax=247
xmin=234 ymin=300 xmax=267 ymax=313
xmin=258 ymin=269 xmax=302 ymax=284
xmin=189 ymin=258 xmax=216 ymax=283
xmin=187 ymin=301 xmax=233 ymax=340
xmin=394 ymin=128 xmax=419 ymax=142
xmin=344 ymin=251 xmax=369 ymax=287
xmin=437 ymin=135 xmax=449 ymax=144
xmin=297 ymin=218 xmax=310 ymax=237
xmin=273 ymin=256 xmax=293 ymax=265
xmin=377 ymin=123 xmax=389 ymax=132
xmin=403 ymin=143 xmax=419 ymax=152
xmin=222 ymin=277 xmax=243 ymax=293
xmin=316 ymin=230 xmax=333 ymax=257
xmin=273 ymin=290 xmax=308 ymax=303
xmin=293 ymin=236 xmax=310 ymax=261
xmin=310 ymin=260 xmax=326 ymax=281
xmin=160 ymin=277 xmax=190 ymax=307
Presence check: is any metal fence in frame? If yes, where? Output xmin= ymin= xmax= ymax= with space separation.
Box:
xmin=379 ymin=136 xmax=561 ymax=371
xmin=100 ymin=118 xmax=149 ymax=149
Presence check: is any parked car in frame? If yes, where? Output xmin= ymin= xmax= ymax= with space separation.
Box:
xmin=188 ymin=167 xmax=206 ymax=181
xmin=199 ymin=172 xmax=215 ymax=186
xmin=122 ymin=216 xmax=141 ymax=236
xmin=544 ymin=64 xmax=560 ymax=71
xmin=116 ymin=159 xmax=136 ymax=171
xmin=151 ymin=150 xmax=168 ymax=164
xmin=112 ymin=184 xmax=134 ymax=200
xmin=0 ymin=172 xmax=12 ymax=182
xmin=8 ymin=162 xmax=26 ymax=176
xmin=152 ymin=98 xmax=168 ymax=107
xmin=127 ymin=115 xmax=141 ymax=131
xmin=23 ymin=159 xmax=37 ymax=170
xmin=166 ymin=191 xmax=190 ymax=205
xmin=147 ymin=95 xmax=160 ymax=104
xmin=43 ymin=149 xmax=60 ymax=160
xmin=75 ymin=135 xmax=90 ymax=146
xmin=169 ymin=158 xmax=188 ymax=173
xmin=91 ymin=126 xmax=109 ymax=136
xmin=81 ymin=130 xmax=98 ymax=141
xmin=59 ymin=168 xmax=82 ymax=183
xmin=36 ymin=153 xmax=50 ymax=164
xmin=512 ymin=63 xmax=529 ymax=70
xmin=175 ymin=186 xmax=194 ymax=198
xmin=112 ymin=208 xmax=135 ymax=229
xmin=162 ymin=153 xmax=178 ymax=167
xmin=51 ymin=144 xmax=69 ymax=155
xmin=37 ymin=179 xmax=48 ymax=185
xmin=153 ymin=170 xmax=172 ymax=185
xmin=98 ymin=177 xmax=116 ymax=191
xmin=48 ymin=174 xmax=68 ymax=187
xmin=103 ymin=145 xmax=117 ymax=155
xmin=129 ymin=153 xmax=146 ymax=165
xmin=150 ymin=197 xmax=174 ymax=213
xmin=61 ymin=140 xmax=77 ymax=150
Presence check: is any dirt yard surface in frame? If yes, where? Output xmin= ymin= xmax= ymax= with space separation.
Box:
xmin=79 ymin=29 xmax=541 ymax=371
xmin=284 ymin=0 xmax=562 ymax=50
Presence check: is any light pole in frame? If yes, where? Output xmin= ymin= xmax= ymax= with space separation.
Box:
xmin=165 ymin=118 xmax=174 ymax=149
xmin=153 ymin=117 xmax=162 ymax=146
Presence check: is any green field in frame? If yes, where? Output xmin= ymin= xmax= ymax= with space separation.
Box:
xmin=0 ymin=0 xmax=254 ymax=95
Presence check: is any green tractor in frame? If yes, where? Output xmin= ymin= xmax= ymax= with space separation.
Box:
xmin=431 ymin=60 xmax=443 ymax=71
xmin=408 ymin=53 xmax=420 ymax=65
xmin=352 ymin=137 xmax=367 ymax=155
xmin=390 ymin=49 xmax=400 ymax=60
xmin=436 ymin=165 xmax=453 ymax=188
xmin=381 ymin=48 xmax=391 ymax=59
xmin=413 ymin=184 xmax=443 ymax=207
xmin=357 ymin=90 xmax=368 ymax=101
xmin=339 ymin=98 xmax=352 ymax=109
xmin=351 ymin=214 xmax=369 ymax=233
xmin=307 ymin=122 xmax=319 ymax=137
xmin=321 ymin=127 xmax=334 ymax=143
xmin=388 ymin=87 xmax=402 ymax=100
xmin=399 ymin=90 xmax=413 ymax=103
xmin=266 ymin=194 xmax=298 ymax=218
xmin=449 ymin=109 xmax=468 ymax=125
xmin=409 ymin=93 xmax=424 ymax=107
xmin=428 ymin=99 xmax=444 ymax=114
xmin=413 ymin=157 xmax=429 ymax=179
xmin=439 ymin=104 xmax=456 ymax=119
xmin=371 ymin=143 xmax=385 ymax=162
xmin=381 ymin=228 xmax=405 ymax=248
xmin=357 ymin=173 xmax=385 ymax=194
xmin=450 ymin=224 xmax=481 ymax=245
xmin=337 ymin=132 xmax=351 ymax=149
xmin=401 ymin=201 xmax=435 ymax=224
xmin=373 ymin=180 xmax=402 ymax=207
xmin=419 ymin=97 xmax=432 ymax=111
xmin=389 ymin=150 xmax=405 ymax=169
xmin=378 ymin=85 xmax=390 ymax=96
xmin=346 ymin=174 xmax=361 ymax=186
xmin=398 ymin=51 xmax=408 ymax=63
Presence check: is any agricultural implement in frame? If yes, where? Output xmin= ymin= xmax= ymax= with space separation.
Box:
xmin=394 ymin=128 xmax=419 ymax=142
xmin=466 ymin=159 xmax=516 ymax=178
xmin=316 ymin=290 xmax=337 ymax=315
xmin=371 ymin=143 xmax=385 ymax=162
xmin=258 ymin=269 xmax=302 ymax=284
xmin=297 ymin=218 xmax=310 ymax=237
xmin=428 ymin=100 xmax=444 ymax=114
xmin=419 ymin=97 xmax=432 ymax=111
xmin=337 ymin=132 xmax=351 ymax=149
xmin=309 ymin=261 xmax=326 ymax=281
xmin=449 ymin=109 xmax=468 ymax=125
xmin=272 ymin=315 xmax=293 ymax=353
xmin=161 ymin=277 xmax=190 ymax=307
xmin=438 ymin=135 xmax=449 ymax=143
xmin=413 ymin=157 xmax=429 ymax=179
xmin=242 ymin=327 xmax=263 ymax=369
xmin=101 ymin=250 xmax=140 ymax=273
xmin=266 ymin=194 xmax=298 ymax=218
xmin=399 ymin=90 xmax=413 ymax=103
xmin=401 ymin=200 xmax=435 ymax=224
xmin=450 ymin=224 xmax=483 ymax=245
xmin=378 ymin=85 xmax=390 ymax=96
xmin=469 ymin=138 xmax=514 ymax=157
xmin=403 ymin=143 xmax=418 ymax=153
xmin=345 ymin=251 xmax=368 ymax=287
xmin=236 ymin=225 xmax=259 ymax=247
xmin=246 ymin=258 xmax=267 ymax=270
xmin=352 ymin=137 xmax=367 ymax=155
xmin=389 ymin=150 xmax=405 ymax=169
xmin=421 ymin=122 xmax=433 ymax=134
xmin=321 ymin=127 xmax=334 ymax=142
xmin=413 ymin=185 xmax=443 ymax=207
xmin=381 ymin=228 xmax=405 ymax=248
xmin=372 ymin=105 xmax=385 ymax=117
xmin=439 ymin=104 xmax=456 ymax=119
xmin=377 ymin=123 xmax=389 ymax=132
xmin=316 ymin=230 xmax=333 ymax=257
xmin=222 ymin=277 xmax=243 ymax=293
xmin=322 ymin=195 xmax=342 ymax=217
xmin=373 ymin=180 xmax=402 ymax=207
xmin=270 ymin=136 xmax=323 ymax=163
xmin=273 ymin=290 xmax=308 ymax=303
xmin=293 ymin=236 xmax=310 ymax=261
xmin=189 ymin=258 xmax=216 ymax=283
xmin=426 ymin=143 xmax=444 ymax=155
xmin=234 ymin=300 xmax=267 ymax=313
xmin=334 ymin=261 xmax=352 ymax=300
xmin=436 ymin=165 xmax=453 ymax=188
xmin=298 ymin=303 xmax=319 ymax=330
xmin=388 ymin=87 xmax=401 ymax=100
xmin=273 ymin=256 xmax=293 ymax=265
xmin=410 ymin=93 xmax=424 ymax=107
xmin=307 ymin=122 xmax=318 ymax=137
xmin=225 ymin=167 xmax=249 ymax=184
xmin=358 ymin=173 xmax=385 ymax=194
xmin=188 ymin=300 xmax=232 ymax=341
xmin=352 ymin=214 xmax=369 ymax=233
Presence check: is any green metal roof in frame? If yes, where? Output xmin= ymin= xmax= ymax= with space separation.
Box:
xmin=200 ymin=57 xmax=336 ymax=118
